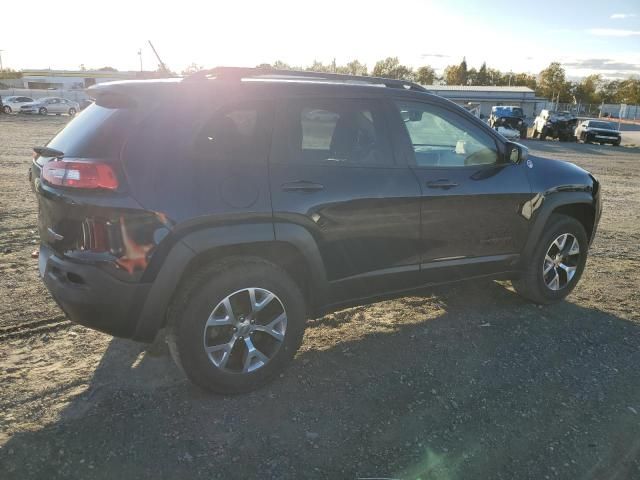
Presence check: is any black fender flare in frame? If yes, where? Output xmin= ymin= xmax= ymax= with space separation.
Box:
xmin=520 ymin=190 xmax=596 ymax=264
xmin=132 ymin=222 xmax=327 ymax=341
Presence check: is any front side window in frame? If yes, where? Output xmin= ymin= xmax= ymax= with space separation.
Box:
xmin=396 ymin=101 xmax=499 ymax=167
xmin=273 ymin=99 xmax=393 ymax=166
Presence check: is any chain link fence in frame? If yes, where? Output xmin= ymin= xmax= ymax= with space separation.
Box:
xmin=540 ymin=101 xmax=640 ymax=120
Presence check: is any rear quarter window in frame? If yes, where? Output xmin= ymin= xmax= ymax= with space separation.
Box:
xmin=46 ymin=103 xmax=136 ymax=160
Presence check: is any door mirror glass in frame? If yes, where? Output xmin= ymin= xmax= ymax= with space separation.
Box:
xmin=507 ymin=141 xmax=528 ymax=163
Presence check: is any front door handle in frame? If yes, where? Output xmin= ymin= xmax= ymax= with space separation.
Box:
xmin=426 ymin=179 xmax=459 ymax=190
xmin=281 ymin=181 xmax=325 ymax=192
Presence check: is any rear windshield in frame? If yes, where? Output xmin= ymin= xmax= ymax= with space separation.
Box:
xmin=46 ymin=103 xmax=135 ymax=160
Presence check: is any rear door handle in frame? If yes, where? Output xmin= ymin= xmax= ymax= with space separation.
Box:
xmin=281 ymin=181 xmax=325 ymax=192
xmin=426 ymin=179 xmax=459 ymax=189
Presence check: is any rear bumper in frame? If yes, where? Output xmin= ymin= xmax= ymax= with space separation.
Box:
xmin=39 ymin=244 xmax=150 ymax=338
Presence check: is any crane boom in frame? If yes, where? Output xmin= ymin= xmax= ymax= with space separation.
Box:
xmin=148 ymin=40 xmax=169 ymax=73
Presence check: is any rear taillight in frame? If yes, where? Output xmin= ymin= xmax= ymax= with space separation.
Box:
xmin=42 ymin=160 xmax=118 ymax=190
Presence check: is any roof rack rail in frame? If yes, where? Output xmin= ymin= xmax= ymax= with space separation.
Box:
xmin=183 ymin=66 xmax=427 ymax=92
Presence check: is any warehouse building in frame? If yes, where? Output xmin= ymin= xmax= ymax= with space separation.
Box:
xmin=423 ymin=85 xmax=545 ymax=119
xmin=18 ymin=69 xmax=138 ymax=90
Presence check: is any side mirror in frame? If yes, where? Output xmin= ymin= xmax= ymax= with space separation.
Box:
xmin=506 ymin=141 xmax=528 ymax=163
xmin=408 ymin=110 xmax=423 ymax=122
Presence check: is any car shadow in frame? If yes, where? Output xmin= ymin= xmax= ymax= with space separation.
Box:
xmin=2 ymin=280 xmax=640 ymax=479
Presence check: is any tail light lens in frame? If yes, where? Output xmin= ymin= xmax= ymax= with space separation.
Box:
xmin=42 ymin=160 xmax=118 ymax=190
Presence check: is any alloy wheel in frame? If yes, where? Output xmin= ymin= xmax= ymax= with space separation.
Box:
xmin=203 ymin=288 xmax=287 ymax=373
xmin=542 ymin=233 xmax=580 ymax=291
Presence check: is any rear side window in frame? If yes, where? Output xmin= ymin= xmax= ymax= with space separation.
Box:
xmin=192 ymin=103 xmax=270 ymax=164
xmin=271 ymin=99 xmax=393 ymax=166
xmin=46 ymin=103 xmax=134 ymax=160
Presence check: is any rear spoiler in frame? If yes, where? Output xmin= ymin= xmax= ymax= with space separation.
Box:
xmin=87 ymin=85 xmax=137 ymax=109
xmin=87 ymin=79 xmax=180 ymax=109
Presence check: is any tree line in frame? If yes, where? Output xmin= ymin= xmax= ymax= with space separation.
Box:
xmin=2 ymin=58 xmax=638 ymax=104
xmin=252 ymin=57 xmax=640 ymax=105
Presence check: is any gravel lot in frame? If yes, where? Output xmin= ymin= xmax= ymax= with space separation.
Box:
xmin=1 ymin=114 xmax=639 ymax=480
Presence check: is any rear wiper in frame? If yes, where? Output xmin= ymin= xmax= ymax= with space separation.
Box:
xmin=33 ymin=146 xmax=64 ymax=158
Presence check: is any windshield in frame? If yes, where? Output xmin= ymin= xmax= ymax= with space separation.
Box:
xmin=589 ymin=121 xmax=615 ymax=129
xmin=493 ymin=106 xmax=524 ymax=117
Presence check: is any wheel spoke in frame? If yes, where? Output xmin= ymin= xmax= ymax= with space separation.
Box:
xmin=543 ymin=255 xmax=555 ymax=274
xmin=567 ymin=237 xmax=580 ymax=256
xmin=554 ymin=234 xmax=567 ymax=251
xmin=206 ymin=335 xmax=238 ymax=368
xmin=242 ymin=337 xmax=270 ymax=373
xmin=252 ymin=312 xmax=287 ymax=341
xmin=249 ymin=288 xmax=275 ymax=313
xmin=548 ymin=269 xmax=560 ymax=290
xmin=558 ymin=263 xmax=577 ymax=282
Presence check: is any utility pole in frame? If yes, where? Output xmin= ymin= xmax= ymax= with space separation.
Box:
xmin=138 ymin=48 xmax=143 ymax=72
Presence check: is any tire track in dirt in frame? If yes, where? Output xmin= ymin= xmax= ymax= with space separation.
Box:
xmin=0 ymin=315 xmax=70 ymax=340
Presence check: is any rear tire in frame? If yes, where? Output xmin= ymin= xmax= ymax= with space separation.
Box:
xmin=2 ymin=105 xmax=11 ymax=114
xmin=167 ymin=257 xmax=306 ymax=394
xmin=512 ymin=214 xmax=588 ymax=304
xmin=39 ymin=107 xmax=47 ymax=115
xmin=68 ymin=108 xmax=76 ymax=116
xmin=520 ymin=126 xmax=527 ymax=139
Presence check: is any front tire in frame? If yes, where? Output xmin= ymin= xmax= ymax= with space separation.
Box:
xmin=512 ymin=214 xmax=588 ymax=304
xmin=167 ymin=257 xmax=306 ymax=394
xmin=2 ymin=106 xmax=11 ymax=114
xmin=68 ymin=108 xmax=76 ymax=116
xmin=39 ymin=107 xmax=47 ymax=115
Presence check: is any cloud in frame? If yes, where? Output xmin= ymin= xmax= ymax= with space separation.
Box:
xmin=610 ymin=13 xmax=636 ymax=19
xmin=563 ymin=58 xmax=640 ymax=71
xmin=562 ymin=58 xmax=640 ymax=78
xmin=420 ymin=53 xmax=450 ymax=58
xmin=588 ymin=28 xmax=640 ymax=36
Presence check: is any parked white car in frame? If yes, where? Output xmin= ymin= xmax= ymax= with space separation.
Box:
xmin=2 ymin=96 xmax=35 ymax=114
xmin=20 ymin=97 xmax=80 ymax=116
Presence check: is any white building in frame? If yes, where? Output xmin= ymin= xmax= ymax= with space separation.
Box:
xmin=19 ymin=69 xmax=139 ymax=90
xmin=423 ymin=85 xmax=545 ymax=119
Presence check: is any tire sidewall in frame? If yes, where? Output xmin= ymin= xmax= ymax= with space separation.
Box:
xmin=68 ymin=108 xmax=76 ymax=116
xmin=531 ymin=216 xmax=589 ymax=302
xmin=39 ymin=107 xmax=47 ymax=115
xmin=175 ymin=260 xmax=306 ymax=393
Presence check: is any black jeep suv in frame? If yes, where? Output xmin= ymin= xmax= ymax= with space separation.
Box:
xmin=30 ymin=68 xmax=601 ymax=393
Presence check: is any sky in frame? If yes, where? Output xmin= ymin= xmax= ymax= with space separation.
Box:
xmin=1 ymin=0 xmax=639 ymax=79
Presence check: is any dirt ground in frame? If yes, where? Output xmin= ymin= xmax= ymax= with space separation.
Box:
xmin=1 ymin=114 xmax=640 ymax=480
